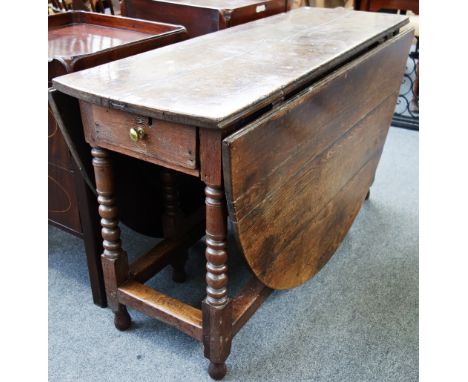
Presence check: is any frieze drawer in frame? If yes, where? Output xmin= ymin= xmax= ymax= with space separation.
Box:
xmin=80 ymin=101 xmax=198 ymax=174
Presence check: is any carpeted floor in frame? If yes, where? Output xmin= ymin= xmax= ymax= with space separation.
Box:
xmin=49 ymin=126 xmax=418 ymax=382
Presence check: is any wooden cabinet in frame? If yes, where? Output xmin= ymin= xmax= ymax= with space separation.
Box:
xmin=48 ymin=11 xmax=187 ymax=306
xmin=122 ymin=0 xmax=287 ymax=37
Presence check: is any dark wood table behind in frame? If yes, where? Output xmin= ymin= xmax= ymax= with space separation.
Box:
xmin=355 ymin=0 xmax=419 ymax=14
xmin=48 ymin=11 xmax=189 ymax=307
xmin=122 ymin=0 xmax=288 ymax=38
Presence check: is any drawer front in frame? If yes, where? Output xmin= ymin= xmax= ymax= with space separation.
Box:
xmin=80 ymin=102 xmax=197 ymax=173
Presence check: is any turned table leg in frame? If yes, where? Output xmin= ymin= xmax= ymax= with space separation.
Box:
xmin=202 ymin=185 xmax=232 ymax=380
xmin=91 ymin=147 xmax=131 ymax=331
xmin=160 ymin=168 xmax=188 ymax=283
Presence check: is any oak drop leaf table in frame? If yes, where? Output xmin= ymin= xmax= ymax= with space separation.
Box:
xmin=53 ymin=7 xmax=413 ymax=379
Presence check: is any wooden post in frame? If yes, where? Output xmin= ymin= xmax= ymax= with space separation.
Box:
xmin=199 ymin=128 xmax=232 ymax=380
xmin=202 ymin=184 xmax=232 ymax=380
xmin=160 ymin=168 xmax=188 ymax=282
xmin=91 ymin=147 xmax=131 ymax=330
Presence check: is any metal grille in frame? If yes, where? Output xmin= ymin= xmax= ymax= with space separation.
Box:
xmin=392 ymin=37 xmax=419 ymax=130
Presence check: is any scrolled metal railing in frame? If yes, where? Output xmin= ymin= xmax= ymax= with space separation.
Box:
xmin=392 ymin=37 xmax=419 ymax=130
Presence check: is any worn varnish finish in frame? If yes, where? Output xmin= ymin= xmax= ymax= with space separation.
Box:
xmin=122 ymin=0 xmax=287 ymax=38
xmin=223 ymin=29 xmax=413 ymax=289
xmin=51 ymin=8 xmax=413 ymax=379
xmin=53 ymin=8 xmax=408 ymax=129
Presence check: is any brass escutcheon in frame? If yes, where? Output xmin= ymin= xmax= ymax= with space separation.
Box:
xmin=129 ymin=126 xmax=145 ymax=142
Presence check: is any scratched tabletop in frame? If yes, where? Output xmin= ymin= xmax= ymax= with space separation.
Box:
xmin=53 ymin=7 xmax=408 ymax=129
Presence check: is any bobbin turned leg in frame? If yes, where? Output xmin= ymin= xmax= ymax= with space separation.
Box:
xmin=160 ymin=168 xmax=188 ymax=283
xmin=202 ymin=185 xmax=232 ymax=380
xmin=91 ymin=147 xmax=131 ymax=331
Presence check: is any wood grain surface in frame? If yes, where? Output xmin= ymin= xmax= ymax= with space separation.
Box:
xmin=118 ymin=281 xmax=203 ymax=340
xmin=222 ymin=29 xmax=413 ymax=289
xmin=53 ymin=7 xmax=408 ymax=129
xmin=123 ymin=0 xmax=286 ymax=38
xmin=80 ymin=102 xmax=197 ymax=171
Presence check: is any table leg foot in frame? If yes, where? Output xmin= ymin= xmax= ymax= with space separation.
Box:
xmin=114 ymin=305 xmax=131 ymax=331
xmin=208 ymin=362 xmax=227 ymax=380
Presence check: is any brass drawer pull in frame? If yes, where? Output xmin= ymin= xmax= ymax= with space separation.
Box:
xmin=129 ymin=126 xmax=145 ymax=142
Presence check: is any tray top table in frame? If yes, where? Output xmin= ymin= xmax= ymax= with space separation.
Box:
xmin=48 ymin=11 xmax=187 ymax=307
xmin=122 ymin=0 xmax=287 ymax=37
xmin=49 ymin=22 xmax=151 ymax=58
xmin=48 ymin=11 xmax=187 ymax=76
xmin=53 ymin=7 xmax=413 ymax=379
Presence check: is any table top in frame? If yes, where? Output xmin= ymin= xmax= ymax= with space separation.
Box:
xmin=139 ymin=0 xmax=281 ymax=9
xmin=53 ymin=7 xmax=409 ymax=129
